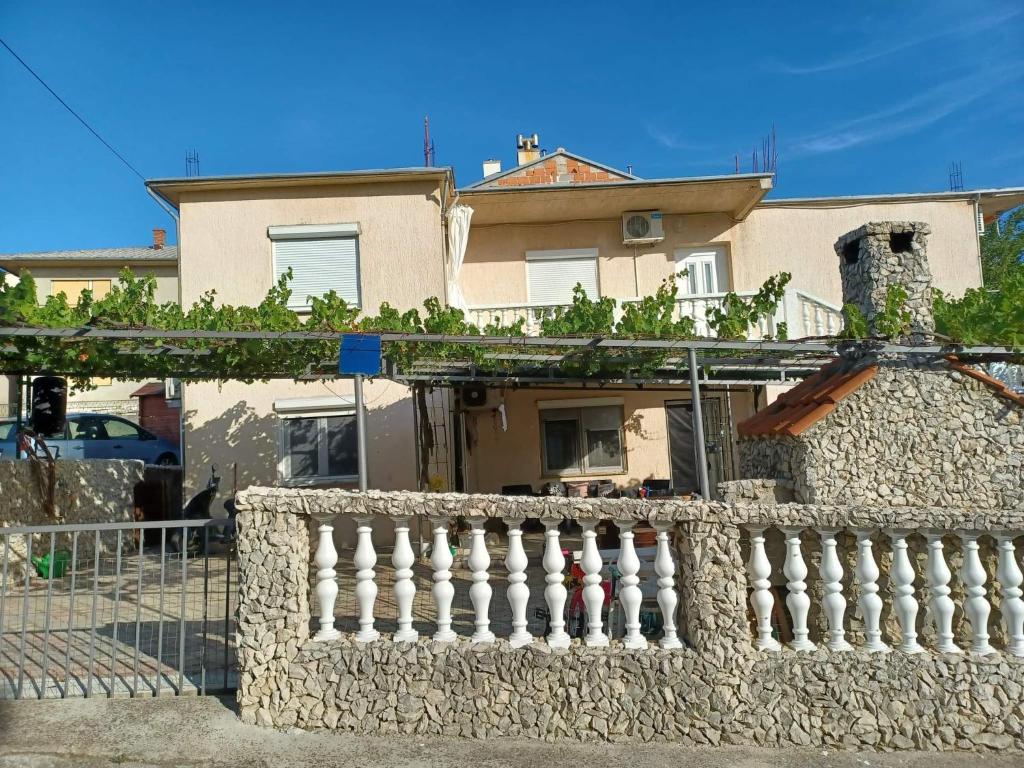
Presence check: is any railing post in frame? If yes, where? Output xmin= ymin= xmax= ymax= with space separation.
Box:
xmin=313 ymin=517 xmax=340 ymax=642
xmin=541 ymin=518 xmax=570 ymax=649
xmin=616 ymin=521 xmax=647 ymax=650
xmin=886 ymin=529 xmax=924 ymax=654
xmin=746 ymin=526 xmax=781 ymax=651
xmin=468 ymin=516 xmax=495 ymax=643
xmin=958 ymin=531 xmax=995 ymax=655
xmin=817 ymin=527 xmax=851 ymax=651
xmin=392 ymin=516 xmax=418 ymax=642
xmin=996 ymin=533 xmax=1024 ymax=657
xmin=925 ymin=532 xmax=961 ymax=654
xmin=580 ymin=520 xmax=609 ymax=647
xmin=428 ymin=516 xmax=456 ymax=642
xmin=780 ymin=287 xmax=803 ymax=339
xmin=652 ymin=521 xmax=682 ymax=649
xmin=854 ymin=528 xmax=889 ymax=652
xmin=780 ymin=526 xmax=815 ymax=651
xmin=504 ymin=518 xmax=532 ymax=648
xmin=353 ymin=515 xmax=380 ymax=643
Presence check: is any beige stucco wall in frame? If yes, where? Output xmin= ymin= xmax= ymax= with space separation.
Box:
xmin=465 ymin=387 xmax=755 ymax=495
xmin=460 ymin=199 xmax=982 ymax=308
xmin=175 ymin=179 xmax=446 ymax=498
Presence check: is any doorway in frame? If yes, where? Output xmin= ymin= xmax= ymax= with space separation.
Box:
xmin=665 ymin=398 xmax=734 ymax=498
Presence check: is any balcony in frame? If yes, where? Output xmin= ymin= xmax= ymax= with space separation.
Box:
xmin=465 ymin=287 xmax=843 ymax=340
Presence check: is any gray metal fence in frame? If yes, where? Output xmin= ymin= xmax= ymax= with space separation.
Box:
xmin=0 ymin=519 xmax=236 ymax=699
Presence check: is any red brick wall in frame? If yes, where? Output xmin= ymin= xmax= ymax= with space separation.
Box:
xmin=138 ymin=395 xmax=180 ymax=445
xmin=495 ymin=157 xmax=627 ymax=187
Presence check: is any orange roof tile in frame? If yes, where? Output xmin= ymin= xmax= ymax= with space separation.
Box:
xmin=737 ymin=359 xmax=878 ymax=438
xmin=946 ymin=357 xmax=1024 ymax=408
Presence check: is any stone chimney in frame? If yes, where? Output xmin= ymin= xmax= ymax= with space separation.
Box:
xmin=834 ymin=221 xmax=934 ymax=343
xmin=152 ymin=228 xmax=166 ymax=250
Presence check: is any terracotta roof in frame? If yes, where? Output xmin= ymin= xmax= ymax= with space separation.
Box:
xmin=738 ymin=356 xmax=1024 ymax=439
xmin=946 ymin=357 xmax=1024 ymax=408
xmin=130 ymin=382 xmax=165 ymax=398
xmin=737 ymin=359 xmax=878 ymax=438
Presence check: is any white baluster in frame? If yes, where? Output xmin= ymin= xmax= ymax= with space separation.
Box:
xmin=925 ymin=532 xmax=961 ymax=654
xmin=468 ymin=517 xmax=495 ymax=643
xmin=817 ymin=528 xmax=851 ymax=651
xmin=429 ymin=516 xmax=456 ymax=642
xmin=814 ymin=306 xmax=824 ymax=335
xmin=313 ymin=518 xmax=340 ymax=642
xmin=801 ymin=301 xmax=811 ymax=337
xmin=996 ymin=533 xmax=1024 ymax=657
xmin=886 ymin=529 xmax=923 ymax=653
xmin=616 ymin=521 xmax=647 ymax=650
xmin=959 ymin=531 xmax=995 ymax=655
xmin=854 ymin=529 xmax=889 ymax=652
xmin=353 ymin=515 xmax=379 ymax=643
xmin=747 ymin=527 xmax=781 ymax=651
xmin=580 ymin=520 xmax=609 ymax=647
xmin=653 ymin=522 xmax=682 ymax=649
xmin=392 ymin=516 xmax=418 ymax=642
xmin=505 ymin=518 xmax=532 ymax=648
xmin=542 ymin=518 xmax=570 ymax=649
xmin=780 ymin=527 xmax=815 ymax=651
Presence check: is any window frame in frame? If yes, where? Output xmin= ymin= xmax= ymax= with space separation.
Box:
xmin=268 ymin=223 xmax=362 ymax=313
xmin=276 ymin=402 xmax=359 ymax=486
xmin=674 ymin=247 xmax=727 ymax=297
xmin=538 ymin=398 xmax=626 ymax=477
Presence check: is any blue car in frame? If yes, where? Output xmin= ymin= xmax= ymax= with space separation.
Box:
xmin=0 ymin=412 xmax=179 ymax=465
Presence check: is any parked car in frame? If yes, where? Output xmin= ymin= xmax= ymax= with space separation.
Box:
xmin=0 ymin=412 xmax=179 ymax=465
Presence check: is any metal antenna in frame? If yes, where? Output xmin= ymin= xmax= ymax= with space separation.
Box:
xmin=423 ymin=117 xmax=435 ymax=167
xmin=948 ymin=161 xmax=964 ymax=192
xmin=185 ymin=150 xmax=200 ymax=178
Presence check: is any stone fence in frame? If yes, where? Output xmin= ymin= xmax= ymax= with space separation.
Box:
xmin=235 ymin=487 xmax=1024 ymax=750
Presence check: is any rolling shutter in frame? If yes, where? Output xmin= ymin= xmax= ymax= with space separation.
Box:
xmin=273 ymin=237 xmax=361 ymax=310
xmin=526 ymin=250 xmax=599 ymax=305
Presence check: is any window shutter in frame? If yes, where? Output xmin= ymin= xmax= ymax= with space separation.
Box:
xmin=273 ymin=237 xmax=360 ymax=310
xmin=526 ymin=251 xmax=599 ymax=305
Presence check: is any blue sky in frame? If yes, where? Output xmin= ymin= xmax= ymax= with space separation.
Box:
xmin=1 ymin=1 xmax=1022 ymax=252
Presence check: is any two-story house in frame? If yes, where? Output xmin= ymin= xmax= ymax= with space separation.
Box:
xmin=145 ymin=138 xmax=1023 ymax=506
xmin=0 ymin=229 xmax=179 ymax=420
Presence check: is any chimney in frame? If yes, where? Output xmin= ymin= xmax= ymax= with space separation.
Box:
xmin=482 ymin=159 xmax=502 ymax=178
xmin=834 ymin=221 xmax=934 ymax=343
xmin=152 ymin=228 xmax=166 ymax=250
xmin=516 ymin=133 xmax=541 ymax=166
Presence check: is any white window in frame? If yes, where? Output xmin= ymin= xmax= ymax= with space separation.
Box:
xmin=275 ymin=397 xmax=359 ymax=484
xmin=526 ymin=248 xmax=599 ymax=305
xmin=538 ymin=398 xmax=624 ymax=476
xmin=675 ymin=246 xmax=726 ymax=296
xmin=269 ymin=223 xmax=361 ymax=311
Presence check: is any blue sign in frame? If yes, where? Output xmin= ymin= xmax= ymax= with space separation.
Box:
xmin=338 ymin=334 xmax=382 ymax=376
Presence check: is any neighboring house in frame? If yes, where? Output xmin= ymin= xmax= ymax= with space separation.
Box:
xmin=0 ymin=229 xmax=179 ymax=419
xmin=144 ymin=137 xmax=1023 ymax=507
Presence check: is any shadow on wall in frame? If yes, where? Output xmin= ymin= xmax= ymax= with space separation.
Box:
xmin=183 ymin=389 xmax=419 ymax=511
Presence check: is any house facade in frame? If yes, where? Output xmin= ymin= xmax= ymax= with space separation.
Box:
xmin=0 ymin=231 xmax=178 ymax=419
xmin=144 ymin=139 xmax=1022 ymax=504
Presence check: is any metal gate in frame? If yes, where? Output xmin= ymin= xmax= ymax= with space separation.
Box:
xmin=0 ymin=519 xmax=236 ymax=699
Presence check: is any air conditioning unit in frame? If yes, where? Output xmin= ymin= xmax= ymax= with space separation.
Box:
xmin=622 ymin=211 xmax=664 ymax=244
xmin=460 ymin=383 xmax=488 ymax=409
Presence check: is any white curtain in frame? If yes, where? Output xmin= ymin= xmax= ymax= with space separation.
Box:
xmin=447 ymin=204 xmax=473 ymax=309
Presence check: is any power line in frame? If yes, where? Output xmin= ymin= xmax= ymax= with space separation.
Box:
xmin=0 ymin=36 xmax=146 ymax=182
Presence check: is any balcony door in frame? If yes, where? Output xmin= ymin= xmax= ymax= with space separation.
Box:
xmin=675 ymin=246 xmax=726 ymax=296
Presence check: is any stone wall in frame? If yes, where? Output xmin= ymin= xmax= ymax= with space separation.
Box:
xmin=235 ymin=488 xmax=1024 ymax=751
xmin=0 ymin=459 xmax=143 ymax=578
xmin=740 ymin=361 xmax=1024 ymax=508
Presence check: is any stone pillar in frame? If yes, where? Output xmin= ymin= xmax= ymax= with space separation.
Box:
xmin=235 ymin=489 xmax=312 ymax=726
xmin=834 ymin=221 xmax=934 ymax=343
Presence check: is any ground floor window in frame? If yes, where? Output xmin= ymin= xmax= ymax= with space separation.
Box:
xmin=539 ymin=402 xmax=624 ymax=475
xmin=281 ymin=414 xmax=358 ymax=483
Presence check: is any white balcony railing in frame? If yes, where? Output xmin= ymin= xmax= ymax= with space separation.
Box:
xmin=465 ymin=287 xmax=843 ymax=340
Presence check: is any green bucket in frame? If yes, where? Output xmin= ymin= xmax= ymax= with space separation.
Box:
xmin=32 ymin=549 xmax=71 ymax=579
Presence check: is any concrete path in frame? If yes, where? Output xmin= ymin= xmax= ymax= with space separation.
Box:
xmin=0 ymin=695 xmax=1021 ymax=768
